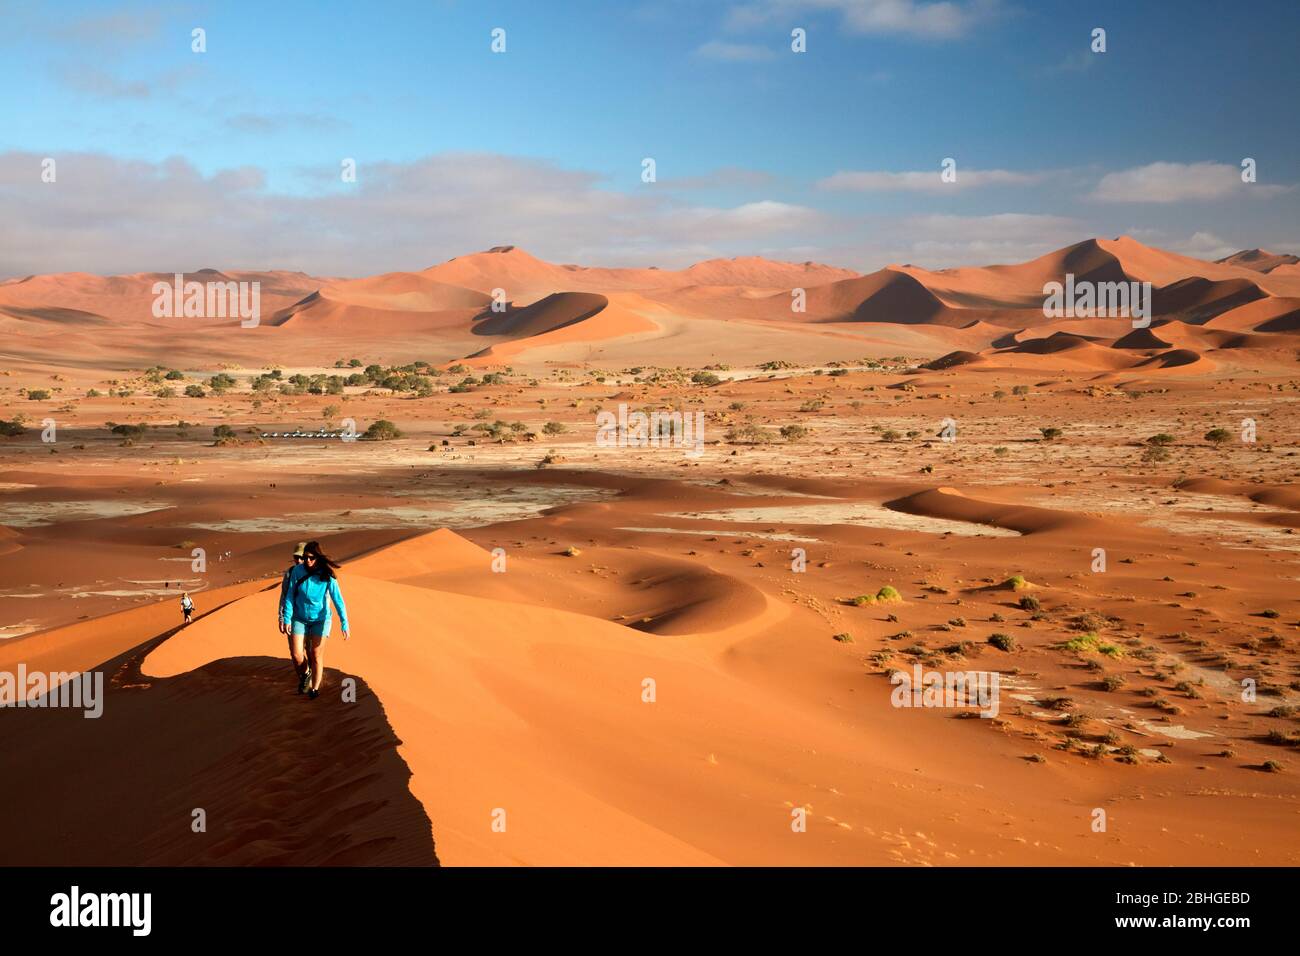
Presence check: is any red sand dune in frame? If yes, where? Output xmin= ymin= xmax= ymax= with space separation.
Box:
xmin=1152 ymin=276 xmax=1267 ymax=324
xmin=993 ymin=332 xmax=1134 ymax=370
xmin=1217 ymin=249 xmax=1300 ymax=273
xmin=422 ymin=246 xmax=853 ymax=299
xmin=473 ymin=291 xmax=609 ymax=337
xmin=6 ymin=235 xmax=1300 ymax=376
xmin=7 ymin=236 xmax=1300 ymax=382
xmin=131 ymin=531 xmax=866 ymax=865
xmin=885 ymin=486 xmax=1108 ymax=535
xmin=1175 ymin=477 xmax=1300 ymax=512
xmin=900 ymin=236 xmax=1300 ymax=309
xmin=802 ymin=269 xmax=952 ymax=324
xmin=1205 ymin=296 xmax=1300 ymax=332
xmin=1111 ymin=327 xmax=1173 ymax=349
xmin=922 ymin=350 xmax=986 ymax=370
xmin=0 ymin=269 xmax=322 ymax=326
xmin=1131 ymin=347 xmax=1212 ymax=371
xmin=462 ymin=292 xmax=662 ymax=364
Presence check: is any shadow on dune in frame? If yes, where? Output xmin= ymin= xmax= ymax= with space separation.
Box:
xmin=471 ymin=291 xmax=608 ymax=337
xmin=0 ymin=631 xmax=437 ymax=866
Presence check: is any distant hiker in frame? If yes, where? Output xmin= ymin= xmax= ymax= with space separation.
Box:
xmin=279 ymin=542 xmax=311 ymax=693
xmin=280 ymin=540 xmax=350 ymax=700
xmin=181 ymin=592 xmax=194 ymax=625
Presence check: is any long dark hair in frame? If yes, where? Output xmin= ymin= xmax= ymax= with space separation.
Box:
xmin=301 ymin=540 xmax=341 ymax=579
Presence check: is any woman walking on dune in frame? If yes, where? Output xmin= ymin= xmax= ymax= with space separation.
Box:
xmin=279 ymin=542 xmax=309 ymax=690
xmin=279 ymin=541 xmax=350 ymax=700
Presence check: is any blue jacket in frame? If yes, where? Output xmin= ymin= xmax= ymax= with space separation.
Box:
xmin=280 ymin=564 xmax=349 ymax=633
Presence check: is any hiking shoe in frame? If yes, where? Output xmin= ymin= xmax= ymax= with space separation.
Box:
xmin=298 ymin=667 xmax=312 ymax=695
xmin=308 ymin=688 xmax=319 ymax=700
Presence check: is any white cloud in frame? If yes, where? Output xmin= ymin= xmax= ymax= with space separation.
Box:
xmin=1091 ymin=161 xmax=1292 ymax=203
xmin=817 ymin=168 xmax=1045 ymax=192
xmin=661 ymin=166 xmax=777 ymax=190
xmin=890 ymin=212 xmax=1083 ymax=263
xmin=0 ymin=151 xmax=828 ymax=277
xmin=1122 ymin=230 xmax=1239 ymax=262
xmin=791 ymin=213 xmax=1085 ymax=271
xmin=727 ymin=0 xmax=1003 ymax=40
xmin=1170 ymin=231 xmax=1239 ymax=260
xmin=678 ymin=200 xmax=825 ymax=235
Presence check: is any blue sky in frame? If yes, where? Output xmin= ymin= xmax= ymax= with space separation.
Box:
xmin=1 ymin=0 xmax=1297 ymax=277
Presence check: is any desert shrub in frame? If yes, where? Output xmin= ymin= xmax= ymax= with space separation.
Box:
xmin=184 ymin=385 xmax=205 ymax=398
xmin=542 ymin=421 xmax=566 ymax=435
xmin=832 ymin=633 xmax=854 ymax=643
xmin=1004 ymin=574 xmax=1027 ymax=590
xmin=1204 ymin=428 xmax=1231 ymax=446
xmin=26 ymin=390 xmax=50 ymax=400
xmin=362 ymin=420 xmax=402 ymax=441
xmin=1040 ymin=427 xmax=1063 ymax=441
xmin=1068 ymin=611 xmax=1109 ymax=632
xmin=0 ymin=420 xmax=25 ymax=436
xmin=726 ymin=423 xmax=776 ymax=444
xmin=1061 ymin=632 xmax=1124 ymax=658
xmin=1146 ymin=433 xmax=1176 ymax=446
xmin=780 ymin=424 xmax=809 ymax=442
xmin=213 ymin=424 xmax=236 ymax=440
xmin=988 ymin=633 xmax=1015 ymax=652
xmin=1018 ymin=595 xmax=1040 ymax=611
xmin=691 ymin=371 xmax=720 ymax=386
